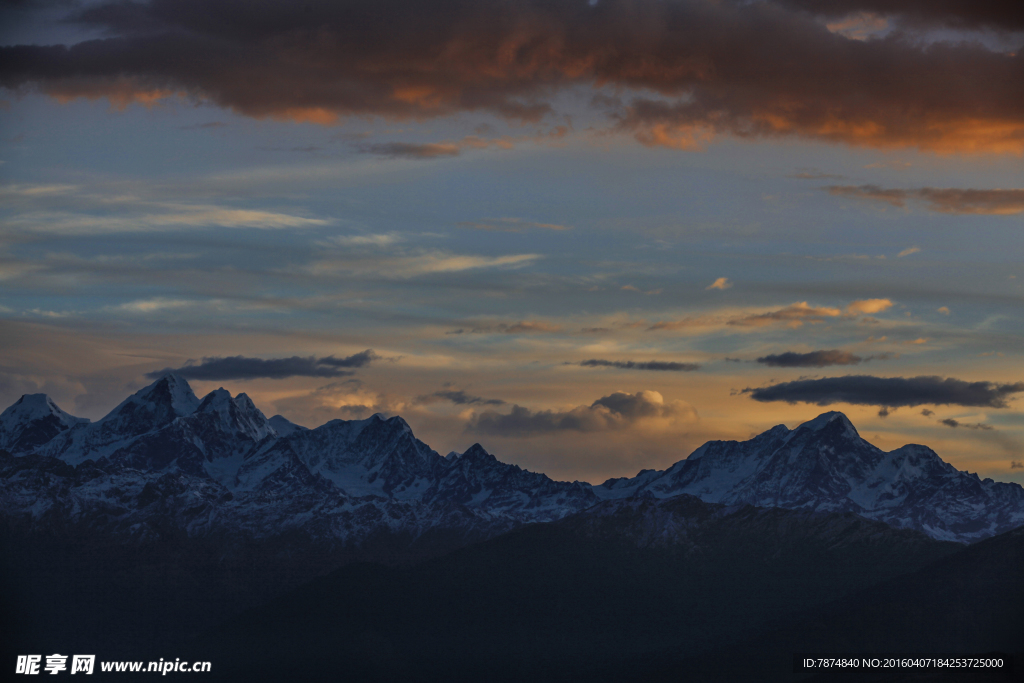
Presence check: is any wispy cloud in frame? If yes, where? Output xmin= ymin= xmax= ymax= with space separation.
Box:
xmin=939 ymin=418 xmax=993 ymax=431
xmin=756 ymin=350 xmax=893 ymax=368
xmin=179 ymin=121 xmax=228 ymax=130
xmin=4 ymin=183 xmax=330 ymax=234
xmin=846 ymin=299 xmax=893 ymax=315
xmin=416 ymin=389 xmax=505 ymax=406
xmin=357 ymin=142 xmax=462 ymax=159
xmin=324 ymin=233 xmax=404 ymax=247
xmin=824 ymin=12 xmax=890 ymax=41
xmin=458 ymin=217 xmax=571 ymax=233
xmin=307 ymin=251 xmax=541 ymax=278
xmin=788 ymin=170 xmax=844 ymax=180
xmin=645 ymin=298 xmax=895 ymax=333
xmin=450 ymin=320 xmax=561 ymax=335
xmin=113 ymin=298 xmax=197 ymax=314
xmin=728 ymin=302 xmax=843 ymax=328
xmin=828 ymin=186 xmax=1024 ymax=215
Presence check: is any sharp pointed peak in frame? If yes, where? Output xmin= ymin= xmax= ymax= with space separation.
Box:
xmin=99 ymin=372 xmax=200 ymax=423
xmin=462 ymin=443 xmax=495 ymax=460
xmin=795 ymin=411 xmax=858 ymax=433
xmin=139 ymin=371 xmax=197 ymax=396
xmin=374 ymin=413 xmax=413 ymax=434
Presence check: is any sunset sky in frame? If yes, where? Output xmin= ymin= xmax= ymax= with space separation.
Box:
xmin=1 ymin=0 xmax=1022 ymax=484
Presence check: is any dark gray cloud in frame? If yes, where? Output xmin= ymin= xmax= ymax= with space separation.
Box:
xmin=1 ymin=0 xmax=1021 ymax=152
xmin=746 ymin=375 xmax=1024 ymax=408
xmin=465 ymin=321 xmax=561 ymax=334
xmin=755 ymin=349 xmax=892 ymax=367
xmin=468 ymin=390 xmax=695 ymax=436
xmin=758 ymin=350 xmax=862 ymax=367
xmin=827 ymin=186 xmax=1024 ymax=215
xmin=939 ymin=417 xmax=994 ymax=430
xmin=577 ymin=359 xmax=700 ymax=372
xmin=147 ymin=350 xmax=378 ymax=380
xmin=417 ymin=389 xmax=505 ymax=406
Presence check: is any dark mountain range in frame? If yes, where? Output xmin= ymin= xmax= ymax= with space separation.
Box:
xmin=0 ymin=374 xmax=597 ymax=551
xmin=182 ymin=493 xmax=973 ymax=682
xmin=668 ymin=525 xmax=1024 ymax=683
xmin=594 ymin=412 xmax=1024 ymax=543
xmin=2 ymin=375 xmax=1021 ymax=549
xmin=3 ymin=375 xmax=1020 ymax=681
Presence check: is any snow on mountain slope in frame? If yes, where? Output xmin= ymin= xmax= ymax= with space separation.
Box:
xmin=0 ymin=374 xmax=597 ymax=545
xmin=268 ymin=414 xmax=306 ymax=437
xmin=35 ymin=374 xmax=202 ymax=465
xmin=593 ymin=411 xmax=1024 ymax=542
xmin=0 ymin=394 xmax=89 ymax=454
xmin=2 ymin=377 xmax=1021 ymax=545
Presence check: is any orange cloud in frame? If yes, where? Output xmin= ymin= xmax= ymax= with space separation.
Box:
xmin=706 ymin=277 xmax=732 ymax=290
xmin=846 ymin=299 xmax=893 ymax=315
xmin=3 ymin=0 xmax=1021 ymax=154
xmin=728 ymin=302 xmax=843 ymax=328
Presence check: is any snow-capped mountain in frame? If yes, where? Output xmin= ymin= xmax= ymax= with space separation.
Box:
xmin=1 ymin=378 xmax=1022 ymax=546
xmin=0 ymin=393 xmax=89 ymax=454
xmin=0 ymin=374 xmax=597 ymax=545
xmin=592 ymin=411 xmax=1024 ymax=542
xmin=35 ymin=374 xmax=202 ymax=465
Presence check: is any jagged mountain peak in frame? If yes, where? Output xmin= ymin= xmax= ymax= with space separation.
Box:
xmin=234 ymin=392 xmax=258 ymax=411
xmin=100 ymin=373 xmax=200 ymax=425
xmin=0 ymin=393 xmax=89 ymax=453
xmin=194 ymin=387 xmax=273 ymax=442
xmin=593 ymin=411 xmax=1024 ymax=542
xmin=4 ymin=375 xmax=1021 ymax=545
xmin=790 ymin=410 xmax=859 ymax=439
xmin=460 ymin=443 xmax=495 ymax=461
xmin=380 ymin=413 xmax=412 ymax=434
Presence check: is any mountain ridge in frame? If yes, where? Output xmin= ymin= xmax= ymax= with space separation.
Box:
xmin=1 ymin=375 xmax=1022 ymax=545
